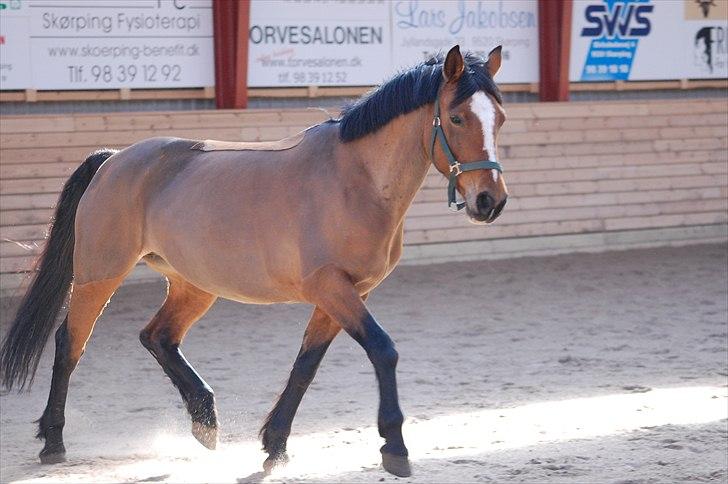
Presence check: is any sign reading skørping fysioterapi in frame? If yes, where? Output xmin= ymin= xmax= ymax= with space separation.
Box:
xmin=0 ymin=0 xmax=215 ymax=90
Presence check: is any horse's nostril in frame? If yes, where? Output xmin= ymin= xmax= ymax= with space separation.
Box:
xmin=492 ymin=197 xmax=507 ymax=219
xmin=476 ymin=192 xmax=495 ymax=214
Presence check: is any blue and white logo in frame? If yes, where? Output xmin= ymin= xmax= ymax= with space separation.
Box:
xmin=579 ymin=0 xmax=654 ymax=81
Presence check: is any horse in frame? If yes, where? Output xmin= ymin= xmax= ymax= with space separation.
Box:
xmin=0 ymin=45 xmax=508 ymax=478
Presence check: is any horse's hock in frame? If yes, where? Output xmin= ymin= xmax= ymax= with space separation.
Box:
xmin=1 ymin=99 xmax=726 ymax=293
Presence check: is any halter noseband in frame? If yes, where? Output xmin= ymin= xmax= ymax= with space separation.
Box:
xmin=430 ymin=91 xmax=503 ymax=211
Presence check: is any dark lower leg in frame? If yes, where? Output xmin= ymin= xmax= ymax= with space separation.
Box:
xmin=260 ymin=308 xmax=340 ymax=467
xmin=140 ymin=332 xmax=218 ymax=446
xmin=35 ymin=276 xmax=124 ymax=464
xmin=140 ymin=279 xmax=217 ymax=447
xmin=37 ymin=318 xmax=77 ymax=463
xmin=261 ymin=343 xmax=331 ymax=458
xmin=352 ymin=314 xmax=410 ymax=477
xmin=305 ymin=269 xmax=410 ymax=476
xmin=358 ymin=314 xmax=406 ymax=458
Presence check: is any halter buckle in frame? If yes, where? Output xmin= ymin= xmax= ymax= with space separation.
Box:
xmin=432 ymin=116 xmax=441 ymax=127
xmin=449 ymin=161 xmax=462 ymax=176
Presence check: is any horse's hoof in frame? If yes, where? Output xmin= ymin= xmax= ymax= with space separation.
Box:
xmin=263 ymin=453 xmax=289 ymax=474
xmin=39 ymin=445 xmax=66 ymax=465
xmin=382 ymin=452 xmax=412 ymax=477
xmin=191 ymin=421 xmax=218 ymax=450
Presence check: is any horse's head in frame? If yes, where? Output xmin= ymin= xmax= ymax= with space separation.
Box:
xmin=430 ymin=45 xmax=508 ymax=224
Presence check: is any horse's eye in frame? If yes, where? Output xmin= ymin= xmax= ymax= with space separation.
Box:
xmin=450 ymin=115 xmax=463 ymax=126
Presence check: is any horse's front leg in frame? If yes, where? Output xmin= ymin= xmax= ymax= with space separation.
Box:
xmin=303 ymin=268 xmax=411 ymax=477
xmin=259 ymin=307 xmax=341 ymax=471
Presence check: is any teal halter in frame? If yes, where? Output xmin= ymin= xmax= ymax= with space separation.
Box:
xmin=430 ymin=92 xmax=503 ymax=211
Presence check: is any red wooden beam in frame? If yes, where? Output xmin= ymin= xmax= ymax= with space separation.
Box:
xmin=212 ymin=0 xmax=250 ymax=109
xmin=538 ymin=0 xmax=573 ymax=102
xmin=233 ymin=1 xmax=250 ymax=108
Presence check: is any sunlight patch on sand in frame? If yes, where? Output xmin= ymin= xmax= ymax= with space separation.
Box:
xmin=14 ymin=386 xmax=727 ymax=483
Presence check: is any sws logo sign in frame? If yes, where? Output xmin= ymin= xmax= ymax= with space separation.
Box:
xmin=578 ymin=0 xmax=654 ymax=81
xmin=581 ymin=3 xmax=653 ymax=37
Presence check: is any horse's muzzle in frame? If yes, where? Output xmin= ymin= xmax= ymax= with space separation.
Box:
xmin=469 ymin=192 xmax=507 ymax=224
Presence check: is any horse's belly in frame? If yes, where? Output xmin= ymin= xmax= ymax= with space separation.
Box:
xmin=157 ymin=263 xmax=298 ymax=304
xmin=143 ymin=245 xmax=302 ymax=304
xmin=211 ymin=286 xmax=295 ymax=305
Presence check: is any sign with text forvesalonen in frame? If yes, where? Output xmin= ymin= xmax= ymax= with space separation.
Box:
xmin=0 ymin=0 xmax=215 ymax=90
xmin=570 ymin=0 xmax=728 ymax=81
xmin=247 ymin=1 xmax=389 ymax=87
xmin=247 ymin=0 xmax=540 ymax=87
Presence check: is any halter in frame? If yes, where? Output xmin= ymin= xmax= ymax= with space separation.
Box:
xmin=430 ymin=91 xmax=503 ymax=211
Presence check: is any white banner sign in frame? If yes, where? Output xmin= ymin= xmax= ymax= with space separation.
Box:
xmin=570 ymin=0 xmax=728 ymax=81
xmin=248 ymin=0 xmax=540 ymax=87
xmin=390 ymin=0 xmax=538 ymax=83
xmin=0 ymin=0 xmax=215 ymax=90
xmin=248 ymin=0 xmax=390 ymax=86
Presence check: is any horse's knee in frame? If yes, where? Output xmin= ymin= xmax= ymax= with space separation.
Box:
xmin=139 ymin=327 xmax=174 ymax=356
xmin=139 ymin=327 xmax=156 ymax=353
xmin=54 ymin=321 xmax=68 ymax=347
xmin=52 ymin=320 xmax=74 ymax=364
xmin=369 ymin=343 xmax=398 ymax=370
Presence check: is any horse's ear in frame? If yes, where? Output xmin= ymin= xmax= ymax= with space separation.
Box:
xmin=443 ymin=45 xmax=465 ymax=83
xmin=486 ymin=45 xmax=502 ymax=77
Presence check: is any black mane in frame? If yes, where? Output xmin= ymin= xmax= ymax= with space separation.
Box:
xmin=338 ymin=52 xmax=502 ymax=142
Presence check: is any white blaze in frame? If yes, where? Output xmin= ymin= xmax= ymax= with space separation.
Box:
xmin=470 ymin=91 xmax=499 ymax=181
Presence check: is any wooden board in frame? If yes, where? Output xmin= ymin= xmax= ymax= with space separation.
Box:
xmin=1 ymin=98 xmax=726 ymax=293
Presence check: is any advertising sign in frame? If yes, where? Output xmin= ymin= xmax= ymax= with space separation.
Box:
xmin=0 ymin=1 xmax=31 ymax=89
xmin=248 ymin=0 xmax=540 ymax=87
xmin=390 ymin=0 xmax=538 ymax=84
xmin=0 ymin=0 xmax=215 ymax=90
xmin=248 ymin=0 xmax=390 ymax=87
xmin=2 ymin=0 xmax=540 ymax=90
xmin=570 ymin=0 xmax=728 ymax=81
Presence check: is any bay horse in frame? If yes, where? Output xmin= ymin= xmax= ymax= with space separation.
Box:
xmin=0 ymin=45 xmax=508 ymax=477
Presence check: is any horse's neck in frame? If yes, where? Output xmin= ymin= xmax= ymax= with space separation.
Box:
xmin=350 ymin=107 xmax=432 ymax=223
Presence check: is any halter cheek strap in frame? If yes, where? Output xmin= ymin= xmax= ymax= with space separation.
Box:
xmin=430 ymin=92 xmax=503 ymax=211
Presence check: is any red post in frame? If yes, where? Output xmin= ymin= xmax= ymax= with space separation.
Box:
xmin=538 ymin=0 xmax=573 ymax=102
xmin=234 ymin=1 xmax=250 ymax=109
xmin=212 ymin=0 xmax=250 ymax=109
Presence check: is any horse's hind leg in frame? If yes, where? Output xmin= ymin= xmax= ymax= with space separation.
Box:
xmin=139 ymin=275 xmax=218 ymax=449
xmin=259 ymin=307 xmax=341 ymax=471
xmin=38 ymin=275 xmax=126 ymax=464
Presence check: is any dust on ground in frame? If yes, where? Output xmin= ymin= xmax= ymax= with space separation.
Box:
xmin=1 ymin=244 xmax=727 ymax=483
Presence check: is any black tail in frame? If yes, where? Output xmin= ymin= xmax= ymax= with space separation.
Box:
xmin=0 ymin=149 xmax=117 ymax=391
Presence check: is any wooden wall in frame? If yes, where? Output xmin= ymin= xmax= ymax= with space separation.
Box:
xmin=1 ymin=99 xmax=726 ymax=292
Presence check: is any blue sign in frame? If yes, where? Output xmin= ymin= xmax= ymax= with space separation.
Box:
xmin=579 ymin=0 xmax=654 ymax=80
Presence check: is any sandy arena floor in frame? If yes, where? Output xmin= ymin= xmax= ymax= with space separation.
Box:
xmin=1 ymin=243 xmax=727 ymax=483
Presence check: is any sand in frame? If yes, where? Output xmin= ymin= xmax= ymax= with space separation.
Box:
xmin=1 ymin=243 xmax=726 ymax=483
